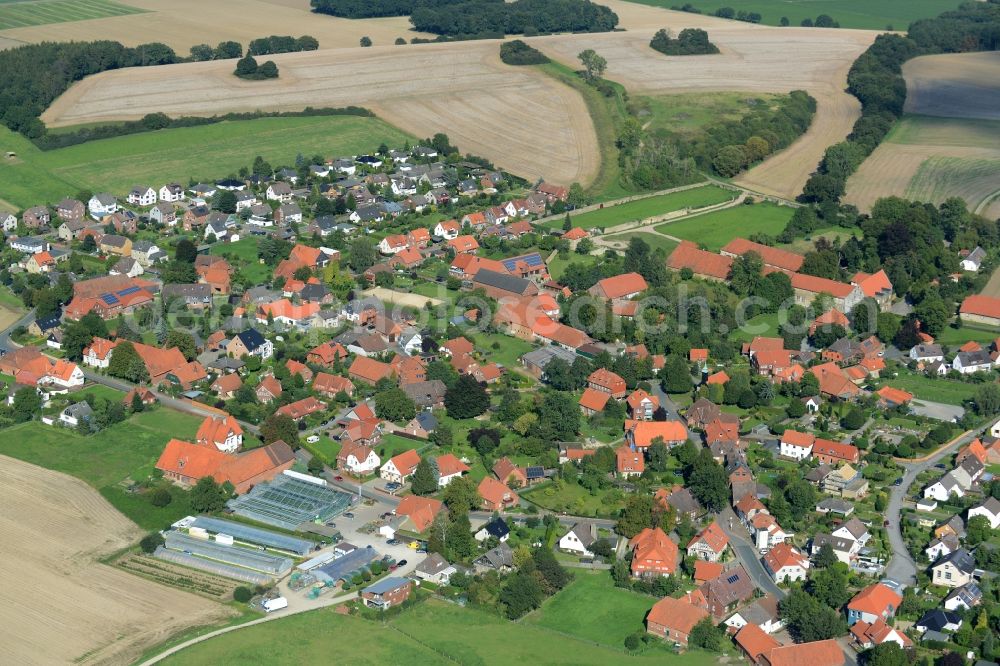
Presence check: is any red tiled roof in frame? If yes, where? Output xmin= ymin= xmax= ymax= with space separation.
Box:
xmin=387 ymin=449 xmax=421 ymax=477
xmin=761 ymin=640 xmax=844 ymax=666
xmin=436 ymin=453 xmax=470 ymax=477
xmin=478 ymin=476 xmax=514 ymax=506
xmin=706 ymin=370 xmax=729 ymax=385
xmin=851 ymin=269 xmax=893 ymax=298
xmin=132 ymin=342 xmax=187 ymax=381
xmin=812 ymin=439 xmax=859 ymax=463
xmin=196 ymin=414 xmax=243 ymax=446
xmin=693 ymin=560 xmax=724 ymax=582
xmin=562 ymin=227 xmax=588 ymax=240
xmin=626 ymin=389 xmax=659 ymax=411
xmin=313 ymin=372 xmax=353 ymax=396
xmin=763 ymin=542 xmax=808 ymax=572
xmin=735 ymin=623 xmax=782 ymax=663
xmin=810 ymin=362 xmax=860 ymax=398
xmin=687 ymin=521 xmax=728 ymax=554
xmin=616 ymin=444 xmax=645 ymax=474
xmin=592 ymin=272 xmax=648 ymax=299
xmin=276 ymin=396 xmax=326 ymax=419
xmin=876 ymin=386 xmax=913 ymax=405
xmin=962 ymin=294 xmax=1000 ymax=319
xmin=781 ymin=429 xmax=814 ymax=447
xmin=349 ymin=356 xmax=394 ymax=384
xmin=848 ymin=583 xmax=902 ymax=618
xmin=588 ymin=368 xmax=626 ymax=393
xmin=668 ymin=241 xmax=733 ymax=279
xmin=790 ymin=272 xmax=855 ymax=298
xmin=625 ymin=419 xmax=687 ymax=446
xmin=309 ymin=341 xmax=348 ymax=364
xmin=155 ymin=438 xmax=293 ymax=489
xmin=629 ymin=527 xmax=678 ymax=575
xmin=395 ymin=495 xmax=443 ymax=532
xmin=723 ymin=238 xmax=804 ymax=272
xmin=647 ymin=595 xmax=708 ymax=636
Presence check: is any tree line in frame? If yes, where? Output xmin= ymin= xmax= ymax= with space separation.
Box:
xmin=801 ymin=0 xmax=1000 ymax=208
xmin=0 ymin=36 xmax=319 ymax=145
xmin=33 ymin=106 xmax=372 ymax=151
xmin=312 ymin=0 xmax=618 ymax=37
xmin=499 ymin=39 xmax=549 ymax=65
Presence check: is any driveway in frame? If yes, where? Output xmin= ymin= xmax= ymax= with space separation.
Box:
xmin=908 ymin=399 xmax=964 ymax=422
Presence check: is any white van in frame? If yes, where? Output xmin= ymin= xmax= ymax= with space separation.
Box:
xmin=262 ymin=597 xmax=288 ymax=613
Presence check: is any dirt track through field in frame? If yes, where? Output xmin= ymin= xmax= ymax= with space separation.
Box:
xmin=847 ymin=52 xmax=1000 ymax=214
xmin=0 ymin=456 xmax=231 ymax=665
xmin=32 ymin=0 xmax=873 ymax=194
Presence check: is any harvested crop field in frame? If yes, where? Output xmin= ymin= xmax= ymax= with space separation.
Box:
xmin=40 ymin=41 xmax=600 ymax=186
xmin=31 ymin=0 xmax=872 ymax=193
xmin=534 ymin=13 xmax=874 ymax=199
xmin=847 ymin=53 xmax=1000 ymax=217
xmin=903 ymin=52 xmax=1000 ymax=121
xmin=0 ymin=455 xmax=231 ymax=665
xmin=0 ymin=0 xmax=432 ymax=51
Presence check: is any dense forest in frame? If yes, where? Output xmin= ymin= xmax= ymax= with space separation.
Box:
xmin=312 ymin=0 xmax=618 ymax=37
xmin=801 ymin=0 xmax=1000 ymax=207
xmin=649 ymin=28 xmax=719 ymax=56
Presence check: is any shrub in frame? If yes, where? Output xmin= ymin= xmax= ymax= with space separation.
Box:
xmin=499 ymin=40 xmax=549 ymax=65
xmin=233 ymin=586 xmax=253 ymax=603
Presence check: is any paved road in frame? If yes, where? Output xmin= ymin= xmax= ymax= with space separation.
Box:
xmin=909 ymin=399 xmax=964 ymax=423
xmin=718 ymin=506 xmax=785 ymax=600
xmin=0 ymin=308 xmax=35 ymax=350
xmin=884 ymin=427 xmax=983 ymax=585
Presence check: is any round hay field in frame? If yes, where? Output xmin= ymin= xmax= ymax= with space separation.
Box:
xmin=0 ymin=456 xmax=232 ymax=665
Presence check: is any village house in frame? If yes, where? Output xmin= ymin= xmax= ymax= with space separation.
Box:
xmin=337 ymin=441 xmax=381 ymax=476
xmin=155 ymin=438 xmax=294 ymax=494
xmin=646 ymin=595 xmax=709 ymax=648
xmin=380 ymin=449 xmax=421 ymax=484
xmin=629 ymin=527 xmax=677 ymax=577
xmin=762 ymin=543 xmax=810 ymax=583
xmin=847 ymin=583 xmax=902 ymax=626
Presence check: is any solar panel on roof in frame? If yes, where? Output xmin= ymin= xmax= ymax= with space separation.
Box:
xmin=117 ymin=286 xmax=142 ymax=296
xmin=501 ymin=253 xmax=543 ymax=271
xmin=726 ymin=574 xmax=739 ymax=584
xmin=101 ymin=293 xmax=119 ymax=305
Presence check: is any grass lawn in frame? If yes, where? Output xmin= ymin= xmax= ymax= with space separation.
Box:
xmin=550 ymin=185 xmax=734 ymax=231
xmin=637 ymin=92 xmax=785 ymax=138
xmin=0 ymin=115 xmax=413 ymax=209
xmin=884 ymin=374 xmax=978 ymax=406
xmin=73 ymin=383 xmax=126 ymax=404
xmin=522 ymin=480 xmax=624 ymax=518
xmin=624 ymin=0 xmax=947 ymax=29
xmin=375 ymin=433 xmax=426 ymax=460
xmin=163 ymin=598 xmax=695 ymax=665
xmin=0 ymin=408 xmax=203 ymax=529
xmin=607 ymin=231 xmax=679 ymax=254
xmin=209 ymin=237 xmax=272 ymax=284
xmin=525 ymin=572 xmax=658 ymax=648
xmin=729 ymin=312 xmax=781 ymax=343
xmin=656 ymin=202 xmax=794 ymax=251
xmin=548 ymin=251 xmax=598 ymax=281
xmin=935 ymin=324 xmax=1000 ymax=346
xmin=778 ymin=226 xmax=859 ymax=254
xmin=471 ymin=332 xmax=535 ymax=368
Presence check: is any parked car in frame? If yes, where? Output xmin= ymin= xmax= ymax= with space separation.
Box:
xmin=306 ymin=435 xmax=319 ymax=444
xmin=343 ymin=512 xmax=354 ymax=519
xmin=334 ymin=475 xmax=344 ymax=481
xmin=397 ymin=559 xmax=407 ymax=567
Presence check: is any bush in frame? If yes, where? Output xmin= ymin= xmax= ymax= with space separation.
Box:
xmin=499 ymin=39 xmax=549 ymax=65
xmin=233 ymin=586 xmax=253 ymax=603
xmin=650 ymin=28 xmax=719 ymax=55
xmin=139 ymin=532 xmax=165 ymax=554
xmin=149 ymin=487 xmax=172 ymax=507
